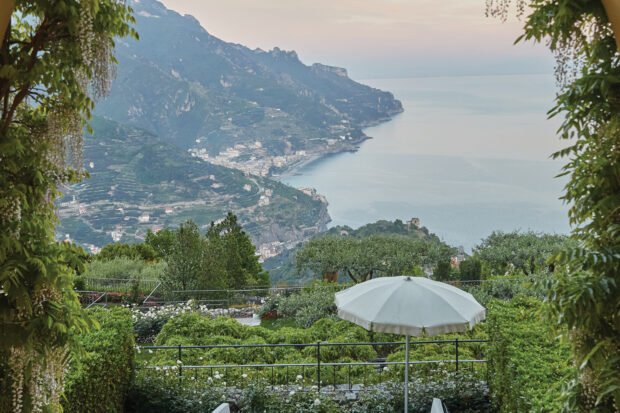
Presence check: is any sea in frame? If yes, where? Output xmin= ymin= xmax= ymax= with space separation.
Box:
xmin=281 ymin=74 xmax=571 ymax=251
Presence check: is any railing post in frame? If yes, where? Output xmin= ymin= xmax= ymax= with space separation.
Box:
xmin=227 ymin=290 xmax=230 ymax=316
xmin=455 ymin=338 xmax=459 ymax=373
xmin=178 ymin=344 xmax=182 ymax=383
xmin=317 ymin=341 xmax=321 ymax=392
xmin=104 ymin=292 xmax=108 ymax=307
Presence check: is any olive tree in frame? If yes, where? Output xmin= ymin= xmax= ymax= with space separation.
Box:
xmin=0 ymin=1 xmax=135 ymax=411
xmin=296 ymin=235 xmax=453 ymax=283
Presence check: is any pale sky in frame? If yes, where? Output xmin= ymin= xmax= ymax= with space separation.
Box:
xmin=159 ymin=0 xmax=554 ymax=79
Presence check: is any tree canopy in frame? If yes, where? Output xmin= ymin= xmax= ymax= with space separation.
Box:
xmin=473 ymin=231 xmax=572 ymax=275
xmin=95 ymin=242 xmax=159 ymax=262
xmin=295 ymin=235 xmax=454 ymax=283
xmin=159 ymin=215 xmax=269 ymax=293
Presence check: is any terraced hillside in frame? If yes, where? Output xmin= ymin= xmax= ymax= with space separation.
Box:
xmin=56 ymin=117 xmax=329 ymax=251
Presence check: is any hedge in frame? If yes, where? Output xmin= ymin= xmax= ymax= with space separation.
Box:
xmin=63 ymin=306 xmax=135 ymax=412
xmin=486 ymin=296 xmax=574 ymax=412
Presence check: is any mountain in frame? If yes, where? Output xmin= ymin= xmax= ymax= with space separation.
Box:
xmin=57 ymin=0 xmax=404 ymax=254
xmin=56 ymin=117 xmax=329 ymax=251
xmin=96 ymin=0 xmax=403 ymax=176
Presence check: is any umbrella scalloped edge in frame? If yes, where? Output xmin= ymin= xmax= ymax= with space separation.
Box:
xmin=337 ymin=308 xmax=486 ymax=337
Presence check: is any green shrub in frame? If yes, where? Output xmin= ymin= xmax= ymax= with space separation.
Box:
xmin=257 ymin=282 xmax=339 ymax=328
xmin=486 ymin=296 xmax=574 ymax=412
xmin=133 ymin=301 xmax=213 ymax=343
xmin=155 ymin=312 xmax=252 ymax=345
xmin=351 ymin=373 xmax=493 ymax=413
xmin=63 ymin=307 xmax=134 ymax=413
xmin=87 ymin=257 xmax=163 ymax=280
xmin=125 ymin=375 xmax=223 ymax=413
xmin=238 ymin=385 xmax=340 ymax=412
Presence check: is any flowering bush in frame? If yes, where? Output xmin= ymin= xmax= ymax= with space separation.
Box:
xmin=257 ymin=283 xmax=340 ymax=328
xmin=132 ymin=301 xmax=212 ymax=343
xmin=238 ymin=385 xmax=340 ymax=412
xmin=350 ymin=373 xmax=492 ymax=413
xmin=125 ymin=375 xmax=223 ymax=413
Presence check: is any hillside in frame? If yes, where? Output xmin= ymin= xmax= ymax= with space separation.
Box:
xmin=56 ymin=117 xmax=329 ymax=252
xmin=56 ymin=0 xmax=404 ymax=253
xmin=96 ymin=0 xmax=403 ymax=177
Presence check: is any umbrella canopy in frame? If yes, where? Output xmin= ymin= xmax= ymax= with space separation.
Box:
xmin=334 ymin=275 xmax=486 ymax=413
xmin=335 ymin=275 xmax=485 ymax=336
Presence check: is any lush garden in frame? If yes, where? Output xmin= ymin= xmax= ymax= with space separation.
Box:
xmin=43 ymin=269 xmax=575 ymax=412
xmin=43 ymin=228 xmax=580 ymax=412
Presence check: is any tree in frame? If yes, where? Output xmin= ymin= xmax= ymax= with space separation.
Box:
xmin=206 ymin=212 xmax=269 ymax=289
xmin=473 ymin=231 xmax=571 ymax=275
xmin=488 ymin=1 xmax=620 ymax=409
xmin=145 ymin=227 xmax=176 ymax=259
xmin=432 ymin=261 xmax=453 ymax=282
xmin=160 ymin=215 xmax=267 ymax=294
xmin=459 ymin=258 xmax=482 ymax=281
xmin=0 ymin=1 xmax=135 ymax=411
xmin=95 ymin=242 xmax=158 ymax=262
xmin=161 ymin=220 xmax=206 ymax=292
xmin=295 ymin=235 xmax=452 ymax=283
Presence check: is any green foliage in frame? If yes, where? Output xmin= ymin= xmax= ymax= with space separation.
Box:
xmin=473 ymin=231 xmax=571 ymax=275
xmin=296 ymin=235 xmax=453 ymax=283
xmin=159 ymin=216 xmax=268 ymax=294
xmin=350 ymin=374 xmax=492 ymax=413
xmin=86 ymin=256 xmax=166 ymax=280
xmin=63 ymin=307 xmax=135 ymax=413
xmin=486 ymin=296 xmax=573 ymax=413
xmin=238 ymin=386 xmax=340 ymax=412
xmin=206 ymin=212 xmax=269 ymax=289
xmin=0 ymin=1 xmax=135 ymax=410
xmin=96 ymin=242 xmax=158 ymax=262
xmin=257 ymin=282 xmax=341 ymax=328
xmin=266 ymin=219 xmax=436 ymax=286
xmin=486 ymin=0 xmax=620 ymax=406
xmin=162 ymin=220 xmax=213 ymax=292
xmin=323 ymin=219 xmax=436 ymax=240
xmin=132 ymin=301 xmax=212 ymax=344
xmin=432 ymin=261 xmax=453 ymax=281
xmin=145 ymin=228 xmax=176 ymax=258
xmin=459 ymin=258 xmax=482 ymax=281
xmin=125 ymin=375 xmax=224 ymax=413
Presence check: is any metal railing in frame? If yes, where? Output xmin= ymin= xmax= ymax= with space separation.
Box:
xmin=137 ymin=339 xmax=487 ymax=391
xmin=84 ymin=277 xmax=160 ymax=294
xmin=140 ymin=284 xmax=351 ymax=309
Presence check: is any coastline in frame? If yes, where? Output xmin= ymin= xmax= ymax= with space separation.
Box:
xmin=271 ymin=141 xmax=367 ymax=181
xmin=272 ymin=108 xmax=404 ymax=181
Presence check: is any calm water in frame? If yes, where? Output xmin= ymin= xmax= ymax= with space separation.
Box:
xmin=282 ymin=75 xmax=571 ymax=250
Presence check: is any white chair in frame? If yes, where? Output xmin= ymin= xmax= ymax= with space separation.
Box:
xmin=212 ymin=403 xmax=230 ymax=413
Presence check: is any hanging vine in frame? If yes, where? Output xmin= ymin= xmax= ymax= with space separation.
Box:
xmin=0 ymin=1 xmax=136 ymax=411
xmin=487 ymin=1 xmax=620 ymax=411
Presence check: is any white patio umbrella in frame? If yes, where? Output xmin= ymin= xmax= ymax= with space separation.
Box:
xmin=334 ymin=276 xmax=485 ymax=413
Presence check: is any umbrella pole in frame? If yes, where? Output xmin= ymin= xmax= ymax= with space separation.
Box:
xmin=405 ymin=334 xmax=409 ymax=413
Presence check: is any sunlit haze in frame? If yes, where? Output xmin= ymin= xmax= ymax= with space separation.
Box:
xmin=160 ymin=0 xmax=554 ymax=79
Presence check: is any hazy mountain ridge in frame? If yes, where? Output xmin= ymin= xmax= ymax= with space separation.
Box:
xmin=96 ymin=0 xmax=403 ymax=171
